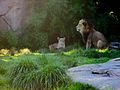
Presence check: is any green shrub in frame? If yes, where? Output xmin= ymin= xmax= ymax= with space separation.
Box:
xmin=94 ymin=57 xmax=110 ymax=64
xmin=107 ymin=49 xmax=120 ymax=58
xmin=9 ymin=64 xmax=69 ymax=90
xmin=0 ymin=87 xmax=21 ymax=90
xmin=0 ymin=31 xmax=18 ymax=49
xmin=58 ymin=82 xmax=97 ymax=90
xmin=95 ymin=13 xmax=118 ymax=41
xmin=0 ymin=66 xmax=6 ymax=75
xmin=20 ymin=31 xmax=48 ymax=50
xmin=11 ymin=70 xmax=40 ymax=90
xmin=19 ymin=10 xmax=48 ymax=50
xmin=39 ymin=55 xmax=49 ymax=66
xmin=82 ymin=49 xmax=100 ymax=58
xmin=0 ymin=60 xmax=7 ymax=75
xmin=62 ymin=57 xmax=79 ymax=68
xmin=8 ymin=58 xmax=39 ymax=82
xmin=38 ymin=48 xmax=50 ymax=53
xmin=67 ymin=82 xmax=97 ymax=90
xmin=39 ymin=64 xmax=70 ymax=89
xmin=0 ymin=75 xmax=8 ymax=87
xmin=4 ymin=31 xmax=18 ymax=48
xmin=81 ymin=49 xmax=120 ymax=58
xmin=39 ymin=55 xmax=64 ymax=68
xmin=6 ymin=55 xmax=69 ymax=90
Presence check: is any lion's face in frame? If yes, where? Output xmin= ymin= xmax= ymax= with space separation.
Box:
xmin=76 ymin=19 xmax=89 ymax=35
xmin=57 ymin=37 xmax=65 ymax=44
xmin=57 ymin=37 xmax=65 ymax=48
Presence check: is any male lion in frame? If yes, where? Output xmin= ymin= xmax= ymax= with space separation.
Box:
xmin=49 ymin=37 xmax=65 ymax=50
xmin=76 ymin=19 xmax=108 ymax=49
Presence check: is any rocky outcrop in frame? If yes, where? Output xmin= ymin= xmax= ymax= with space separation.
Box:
xmin=0 ymin=0 xmax=32 ymax=33
xmin=68 ymin=58 xmax=120 ymax=90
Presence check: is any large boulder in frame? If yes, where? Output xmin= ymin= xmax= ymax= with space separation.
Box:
xmin=68 ymin=58 xmax=120 ymax=90
xmin=0 ymin=0 xmax=32 ymax=33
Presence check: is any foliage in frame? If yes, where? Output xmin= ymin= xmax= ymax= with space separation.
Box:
xmin=5 ymin=55 xmax=70 ymax=90
xmin=39 ymin=64 xmax=69 ymax=89
xmin=0 ymin=49 xmax=10 ymax=56
xmin=62 ymin=57 xmax=79 ymax=68
xmin=10 ymin=64 xmax=69 ymax=90
xmin=66 ymin=82 xmax=97 ymax=90
xmin=0 ymin=31 xmax=18 ymax=49
xmin=19 ymin=48 xmax=31 ymax=54
xmin=95 ymin=13 xmax=111 ymax=33
xmin=20 ymin=30 xmax=48 ymax=50
xmin=0 ymin=46 xmax=119 ymax=89
xmin=0 ymin=60 xmax=7 ymax=75
xmin=69 ymin=0 xmax=96 ymax=19
xmin=18 ymin=8 xmax=48 ymax=50
xmin=82 ymin=49 xmax=120 ymax=58
xmin=0 ymin=65 xmax=6 ymax=75
xmin=58 ymin=82 xmax=97 ymax=90
xmin=63 ymin=47 xmax=111 ymax=59
xmin=7 ymin=58 xmax=39 ymax=82
xmin=10 ymin=70 xmax=40 ymax=90
xmin=82 ymin=49 xmax=100 ymax=58
xmin=0 ymin=75 xmax=8 ymax=88
xmin=4 ymin=31 xmax=18 ymax=47
xmin=93 ymin=57 xmax=110 ymax=64
xmin=94 ymin=13 xmax=119 ymax=41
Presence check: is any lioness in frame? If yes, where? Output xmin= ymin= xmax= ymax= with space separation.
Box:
xmin=76 ymin=19 xmax=108 ymax=49
xmin=49 ymin=37 xmax=65 ymax=50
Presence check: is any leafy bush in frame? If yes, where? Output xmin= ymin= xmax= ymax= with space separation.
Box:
xmin=63 ymin=48 xmax=120 ymax=59
xmin=105 ymin=49 xmax=120 ymax=58
xmin=39 ymin=64 xmax=69 ymax=89
xmin=95 ymin=13 xmax=119 ymax=41
xmin=82 ymin=49 xmax=120 ymax=58
xmin=67 ymin=82 xmax=97 ymax=90
xmin=0 ymin=49 xmax=10 ymax=56
xmin=20 ymin=31 xmax=48 ymax=50
xmin=93 ymin=57 xmax=110 ymax=64
xmin=58 ymin=82 xmax=97 ymax=90
xmin=0 ymin=60 xmax=7 ymax=75
xmin=0 ymin=31 xmax=18 ymax=49
xmin=6 ymin=55 xmax=70 ymax=90
xmin=8 ymin=58 xmax=39 ymax=82
xmin=0 ymin=66 xmax=6 ymax=75
xmin=4 ymin=31 xmax=18 ymax=48
xmin=62 ymin=57 xmax=79 ymax=68
xmin=19 ymin=48 xmax=31 ymax=54
xmin=38 ymin=55 xmax=64 ymax=68
xmin=10 ymin=70 xmax=40 ymax=90
xmin=69 ymin=0 xmax=96 ymax=19
xmin=82 ymin=49 xmax=100 ymax=58
xmin=9 ymin=64 xmax=69 ymax=90
xmin=18 ymin=8 xmax=48 ymax=50
xmin=0 ymin=75 xmax=8 ymax=87
xmin=0 ymin=87 xmax=21 ymax=90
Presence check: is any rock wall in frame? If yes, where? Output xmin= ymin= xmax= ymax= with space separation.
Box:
xmin=0 ymin=0 xmax=32 ymax=33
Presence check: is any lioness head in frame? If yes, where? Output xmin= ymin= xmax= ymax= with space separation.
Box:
xmin=76 ymin=19 xmax=93 ymax=35
xmin=57 ymin=37 xmax=65 ymax=49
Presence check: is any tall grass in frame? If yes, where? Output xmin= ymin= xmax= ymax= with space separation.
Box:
xmin=6 ymin=55 xmax=70 ymax=90
xmin=39 ymin=64 xmax=69 ymax=89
